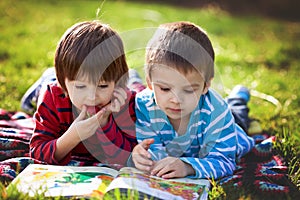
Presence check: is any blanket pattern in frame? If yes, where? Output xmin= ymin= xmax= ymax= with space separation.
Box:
xmin=0 ymin=109 xmax=299 ymax=198
xmin=220 ymin=135 xmax=300 ymax=199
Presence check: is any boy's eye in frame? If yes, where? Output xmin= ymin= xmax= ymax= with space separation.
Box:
xmin=75 ymin=85 xmax=85 ymax=89
xmin=160 ymin=87 xmax=170 ymax=92
xmin=98 ymin=84 xmax=108 ymax=89
xmin=184 ymin=89 xmax=195 ymax=94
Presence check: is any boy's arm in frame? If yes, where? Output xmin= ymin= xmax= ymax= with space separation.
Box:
xmin=30 ymin=86 xmax=73 ymax=165
xmin=181 ymin=106 xmax=238 ymax=179
xmin=179 ymin=138 xmax=237 ymax=179
xmin=135 ymin=96 xmax=169 ymax=160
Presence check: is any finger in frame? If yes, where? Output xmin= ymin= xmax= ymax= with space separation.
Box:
xmin=138 ymin=139 xmax=154 ymax=159
xmin=151 ymin=161 xmax=165 ymax=176
xmin=133 ymin=154 xmax=153 ymax=167
xmin=76 ymin=105 xmax=87 ymax=121
xmin=110 ymin=88 xmax=127 ymax=112
xmin=158 ymin=159 xmax=184 ymax=178
xmin=114 ymin=87 xmax=127 ymax=100
xmin=133 ymin=145 xmax=152 ymax=161
xmin=133 ymin=155 xmax=153 ymax=172
xmin=113 ymin=89 xmax=126 ymax=106
xmin=155 ymin=166 xmax=171 ymax=177
xmin=134 ymin=162 xmax=151 ymax=172
xmin=102 ymin=102 xmax=112 ymax=112
xmin=110 ymin=98 xmax=121 ymax=112
xmin=94 ymin=107 xmax=108 ymax=121
xmin=141 ymin=138 xmax=155 ymax=150
xmin=161 ymin=171 xmax=177 ymax=179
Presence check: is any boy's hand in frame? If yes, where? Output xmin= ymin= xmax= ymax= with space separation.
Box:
xmin=69 ymin=87 xmax=128 ymax=141
xmin=71 ymin=105 xmax=108 ymax=141
xmin=95 ymin=87 xmax=127 ymax=127
xmin=132 ymin=138 xmax=155 ymax=172
xmin=109 ymin=87 xmax=127 ymax=112
xmin=151 ymin=157 xmax=195 ymax=179
xmin=55 ymin=106 xmax=108 ymax=161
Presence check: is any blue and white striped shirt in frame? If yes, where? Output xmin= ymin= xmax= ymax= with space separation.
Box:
xmin=135 ymin=88 xmax=254 ymax=179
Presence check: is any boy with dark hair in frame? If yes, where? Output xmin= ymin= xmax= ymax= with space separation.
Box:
xmin=30 ymin=20 xmax=141 ymax=166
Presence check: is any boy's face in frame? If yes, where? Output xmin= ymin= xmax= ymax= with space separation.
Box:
xmin=65 ymin=76 xmax=115 ymax=115
xmin=147 ymin=65 xmax=207 ymax=122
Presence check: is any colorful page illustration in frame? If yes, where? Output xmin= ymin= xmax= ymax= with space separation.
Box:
xmin=11 ymin=164 xmax=118 ymax=198
xmin=107 ymin=167 xmax=210 ymax=200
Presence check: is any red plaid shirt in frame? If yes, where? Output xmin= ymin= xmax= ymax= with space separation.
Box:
xmin=29 ymin=83 xmax=137 ymax=166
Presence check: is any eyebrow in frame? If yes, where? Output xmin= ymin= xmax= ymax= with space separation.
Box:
xmin=152 ymin=80 xmax=173 ymax=86
xmin=73 ymin=80 xmax=86 ymax=84
xmin=153 ymin=80 xmax=201 ymax=88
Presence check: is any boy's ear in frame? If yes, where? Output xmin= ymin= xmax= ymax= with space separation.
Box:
xmin=146 ymin=76 xmax=153 ymax=90
xmin=202 ymin=78 xmax=213 ymax=94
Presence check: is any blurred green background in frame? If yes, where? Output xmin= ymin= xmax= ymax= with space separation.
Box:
xmin=1 ymin=0 xmax=299 ymax=124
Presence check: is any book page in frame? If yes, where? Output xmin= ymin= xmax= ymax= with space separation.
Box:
xmin=10 ymin=164 xmax=119 ymax=198
xmin=106 ymin=167 xmax=210 ymax=200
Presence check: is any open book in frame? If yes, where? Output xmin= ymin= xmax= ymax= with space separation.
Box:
xmin=9 ymin=163 xmax=210 ymax=200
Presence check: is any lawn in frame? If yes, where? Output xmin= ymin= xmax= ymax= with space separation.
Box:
xmin=0 ymin=0 xmax=299 ymax=199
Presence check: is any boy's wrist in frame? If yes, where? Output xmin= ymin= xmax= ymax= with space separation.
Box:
xmin=69 ymin=125 xmax=82 ymax=144
xmin=100 ymin=114 xmax=113 ymax=131
xmin=185 ymin=163 xmax=196 ymax=176
xmin=180 ymin=158 xmax=197 ymax=177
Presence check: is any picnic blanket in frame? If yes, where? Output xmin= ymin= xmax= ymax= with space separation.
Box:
xmin=0 ymin=109 xmax=122 ymax=186
xmin=0 ymin=108 xmax=299 ymax=198
xmin=220 ymin=134 xmax=300 ymax=199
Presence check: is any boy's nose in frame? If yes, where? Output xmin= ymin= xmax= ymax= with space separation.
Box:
xmin=170 ymin=92 xmax=183 ymax=103
xmin=86 ymin=90 xmax=97 ymax=101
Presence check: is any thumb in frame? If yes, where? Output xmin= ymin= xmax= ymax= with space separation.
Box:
xmin=142 ymin=138 xmax=155 ymax=150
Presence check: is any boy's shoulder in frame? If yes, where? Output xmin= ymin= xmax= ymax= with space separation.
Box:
xmin=136 ymin=88 xmax=153 ymax=101
xmin=41 ymin=82 xmax=65 ymax=98
xmin=37 ymin=82 xmax=68 ymax=106
xmin=207 ymin=88 xmax=225 ymax=100
xmin=135 ymin=88 xmax=156 ymax=111
xmin=202 ymin=88 xmax=228 ymax=109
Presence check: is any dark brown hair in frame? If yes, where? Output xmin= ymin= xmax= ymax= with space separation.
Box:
xmin=55 ymin=20 xmax=128 ymax=92
xmin=145 ymin=21 xmax=214 ymax=83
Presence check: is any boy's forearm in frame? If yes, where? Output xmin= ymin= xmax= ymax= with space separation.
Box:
xmin=180 ymin=154 xmax=236 ymax=179
xmin=54 ymin=126 xmax=81 ymax=162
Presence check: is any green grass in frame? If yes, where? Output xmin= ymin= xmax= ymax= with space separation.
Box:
xmin=0 ymin=0 xmax=299 ymax=199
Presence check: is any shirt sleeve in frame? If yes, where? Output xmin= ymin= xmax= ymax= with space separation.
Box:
xmin=29 ymin=85 xmax=71 ymax=165
xmin=135 ymin=91 xmax=169 ymax=160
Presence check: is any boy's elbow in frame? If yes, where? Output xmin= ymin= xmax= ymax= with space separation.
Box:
xmin=215 ymin=162 xmax=235 ymax=179
xmin=221 ymin=155 xmax=236 ymax=178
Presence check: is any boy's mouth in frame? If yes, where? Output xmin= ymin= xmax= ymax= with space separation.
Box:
xmin=85 ymin=101 xmax=111 ymax=116
xmin=86 ymin=106 xmax=101 ymax=116
xmin=168 ymin=107 xmax=182 ymax=113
